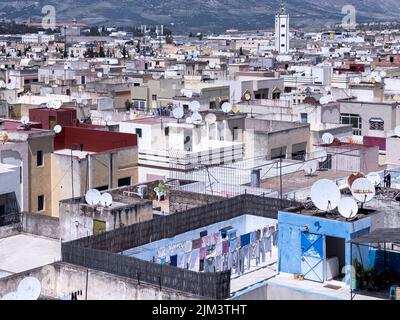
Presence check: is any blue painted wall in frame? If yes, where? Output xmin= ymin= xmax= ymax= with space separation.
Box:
xmin=278 ymin=211 xmax=371 ymax=285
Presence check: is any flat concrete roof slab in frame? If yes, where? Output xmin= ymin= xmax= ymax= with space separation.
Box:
xmin=0 ymin=234 xmax=61 ymax=274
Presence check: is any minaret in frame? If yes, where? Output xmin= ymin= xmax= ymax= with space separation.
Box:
xmin=275 ymin=0 xmax=290 ymax=54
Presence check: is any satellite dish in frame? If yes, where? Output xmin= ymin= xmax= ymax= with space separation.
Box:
xmin=338 ymin=197 xmax=359 ymax=219
xmin=244 ymin=92 xmax=252 ymax=101
xmin=85 ymin=189 xmax=101 ymax=205
xmin=351 ymin=178 xmax=376 ymax=203
xmin=325 ymin=86 xmax=331 ymax=93
xmin=100 ymin=193 xmax=113 ymax=207
xmin=395 ymin=126 xmax=400 ymax=137
xmin=319 ymin=95 xmax=334 ymax=105
xmin=97 ymin=72 xmax=103 ymax=78
xmin=221 ymin=102 xmax=232 ymax=113
xmin=189 ymin=100 xmax=200 ymax=112
xmin=366 ymin=172 xmax=381 ymax=186
xmin=105 ymin=114 xmax=112 ymax=122
xmin=17 ymin=277 xmax=41 ymax=300
xmin=21 ymin=116 xmax=30 ymax=125
xmin=185 ymin=117 xmax=193 ymax=124
xmin=322 ymin=133 xmax=334 ymax=144
xmin=1 ymin=292 xmax=20 ymax=300
xmin=314 ymin=149 xmax=328 ymax=162
xmin=191 ymin=112 xmax=203 ymax=125
xmin=354 ymin=77 xmax=361 ymax=84
xmin=380 ymin=71 xmax=387 ymax=77
xmin=0 ymin=80 xmax=5 ymax=88
xmin=53 ymin=125 xmax=62 ymax=134
xmin=209 ymin=61 xmax=216 ymax=69
xmin=186 ymin=91 xmax=193 ymax=98
xmin=6 ymin=83 xmax=13 ymax=90
xmin=53 ymin=100 xmax=62 ymax=110
xmin=172 ymin=106 xmax=184 ymax=119
xmin=205 ymin=113 xmax=217 ymax=124
xmin=303 ymin=160 xmax=319 ymax=176
xmin=347 ymin=172 xmax=366 ymax=188
xmin=311 ymin=179 xmax=341 ymax=211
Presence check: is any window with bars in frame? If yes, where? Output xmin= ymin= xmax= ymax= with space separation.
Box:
xmin=340 ymin=113 xmax=362 ymax=136
xmin=369 ymin=118 xmax=384 ymax=131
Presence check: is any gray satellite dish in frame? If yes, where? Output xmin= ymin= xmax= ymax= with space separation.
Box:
xmin=338 ymin=197 xmax=358 ymax=219
xmin=53 ymin=125 xmax=62 ymax=134
xmin=17 ymin=277 xmax=41 ymax=300
xmin=85 ymin=189 xmax=101 ymax=205
xmin=185 ymin=117 xmax=193 ymax=124
xmin=100 ymin=193 xmax=113 ymax=207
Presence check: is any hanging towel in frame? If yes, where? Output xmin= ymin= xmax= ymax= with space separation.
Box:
xmin=229 ymin=237 xmax=238 ymax=252
xmin=192 ymin=238 xmax=202 ymax=250
xmin=170 ymin=254 xmax=178 ymax=267
xmin=177 ymin=254 xmax=185 ymax=269
xmin=160 ymin=257 xmax=166 ymax=265
xmin=240 ymin=233 xmax=251 ymax=247
xmin=222 ymin=240 xmax=229 ymax=254
xmin=199 ymin=247 xmax=207 ymax=260
xmin=216 ymin=242 xmax=223 ymax=256
xmin=213 ymin=232 xmax=221 ymax=244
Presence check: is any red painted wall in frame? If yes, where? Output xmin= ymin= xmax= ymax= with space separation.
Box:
xmin=54 ymin=126 xmax=137 ymax=152
xmin=363 ymin=136 xmax=386 ymax=151
xmin=29 ymin=108 xmax=77 ymax=129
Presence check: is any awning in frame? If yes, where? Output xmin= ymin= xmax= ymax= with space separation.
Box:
xmin=349 ymin=228 xmax=400 ymax=244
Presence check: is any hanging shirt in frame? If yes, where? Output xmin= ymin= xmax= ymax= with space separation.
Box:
xmin=170 ymin=254 xmax=178 ymax=267
xmin=184 ymin=240 xmax=192 ymax=253
xmin=222 ymin=240 xmax=229 ymax=254
xmin=204 ymin=257 xmax=215 ymax=273
xmin=215 ymin=255 xmax=222 ymax=272
xmin=216 ymin=242 xmax=223 ymax=256
xmin=229 ymin=237 xmax=238 ymax=252
xmin=160 ymin=257 xmax=166 ymax=265
xmin=177 ymin=254 xmax=185 ymax=269
xmin=250 ymin=231 xmax=256 ymax=244
xmin=240 ymin=233 xmax=251 ymax=247
xmin=273 ymin=230 xmax=278 ymax=246
xmin=189 ymin=249 xmax=200 ymax=271
xmin=256 ymin=229 xmax=261 ymax=241
xmin=213 ymin=232 xmax=222 ymax=244
xmin=199 ymin=247 xmax=207 ymax=260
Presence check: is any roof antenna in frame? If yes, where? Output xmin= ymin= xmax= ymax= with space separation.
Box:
xmin=279 ymin=0 xmax=286 ymax=14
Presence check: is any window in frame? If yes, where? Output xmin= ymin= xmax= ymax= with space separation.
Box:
xmin=135 ymin=128 xmax=142 ymax=138
xmin=38 ymin=195 xmax=45 ymax=212
xmin=36 ymin=150 xmax=43 ymax=166
xmin=152 ymin=94 xmax=157 ymax=101
xmin=132 ymin=99 xmax=146 ymax=110
xmin=281 ymin=24 xmax=285 ymax=28
xmin=369 ymin=118 xmax=384 ymax=131
xmin=0 ymin=205 xmax=4 ymax=216
xmin=164 ymin=127 xmax=169 ymax=136
xmin=281 ymin=34 xmax=286 ymax=37
xmin=300 ymin=113 xmax=308 ymax=124
xmin=340 ymin=113 xmax=362 ymax=136
xmin=118 ymin=177 xmax=131 ymax=187
xmin=281 ymin=44 xmax=285 ymax=47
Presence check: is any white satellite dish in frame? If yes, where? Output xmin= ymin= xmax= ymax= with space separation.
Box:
xmin=172 ymin=106 xmax=184 ymax=119
xmin=314 ymin=149 xmax=328 ymax=162
xmin=366 ymin=172 xmax=381 ymax=187
xmin=21 ymin=116 xmax=30 ymax=125
xmin=53 ymin=125 xmax=62 ymax=134
xmin=6 ymin=83 xmax=13 ymax=90
xmin=338 ymin=197 xmax=359 ymax=219
xmin=394 ymin=126 xmax=400 ymax=137
xmin=53 ymin=100 xmax=62 ymax=110
xmin=311 ymin=179 xmax=341 ymax=211
xmin=105 ymin=114 xmax=112 ymax=122
xmin=85 ymin=189 xmax=101 ymax=205
xmin=17 ymin=277 xmax=41 ymax=300
xmin=380 ymin=71 xmax=387 ymax=77
xmin=205 ymin=113 xmax=217 ymax=124
xmin=325 ymin=86 xmax=331 ymax=93
xmin=1 ymin=292 xmax=20 ymax=300
xmin=209 ymin=61 xmax=216 ymax=69
xmin=185 ymin=117 xmax=193 ymax=124
xmin=354 ymin=77 xmax=361 ymax=84
xmin=191 ymin=112 xmax=203 ymax=125
xmin=303 ymin=160 xmax=319 ymax=176
xmin=0 ymin=80 xmax=5 ymax=88
xmin=351 ymin=178 xmax=376 ymax=203
xmin=100 ymin=193 xmax=113 ymax=207
xmin=319 ymin=95 xmax=334 ymax=105
xmin=322 ymin=133 xmax=334 ymax=144
xmin=189 ymin=100 xmax=200 ymax=112
xmin=221 ymin=102 xmax=232 ymax=113
xmin=186 ymin=91 xmax=193 ymax=98
xmin=97 ymin=72 xmax=103 ymax=78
